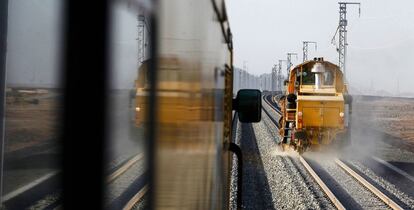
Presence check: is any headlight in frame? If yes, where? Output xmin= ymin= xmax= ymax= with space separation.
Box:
xmin=339 ymin=112 xmax=344 ymax=117
xmin=297 ymin=111 xmax=303 ymax=117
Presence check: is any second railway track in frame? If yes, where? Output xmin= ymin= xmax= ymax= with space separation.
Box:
xmin=105 ymin=152 xmax=148 ymax=210
xmin=301 ymin=156 xmax=404 ymax=210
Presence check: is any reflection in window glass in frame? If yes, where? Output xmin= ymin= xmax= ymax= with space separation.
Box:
xmin=301 ymin=68 xmax=315 ymax=85
xmin=300 ymin=66 xmax=334 ymax=86
xmin=2 ymin=0 xmax=63 ymax=209
xmin=104 ymin=2 xmax=149 ymax=208
xmin=324 ymin=70 xmax=334 ymax=86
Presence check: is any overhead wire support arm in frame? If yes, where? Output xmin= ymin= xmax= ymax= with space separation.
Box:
xmin=331 ymin=26 xmax=339 ymax=46
xmin=272 ymin=65 xmax=277 ymax=92
xmin=302 ymin=41 xmax=317 ymax=62
xmin=286 ymin=53 xmax=298 ymax=78
xmin=332 ymin=2 xmax=361 ymax=80
xmin=277 ymin=60 xmax=287 ymax=91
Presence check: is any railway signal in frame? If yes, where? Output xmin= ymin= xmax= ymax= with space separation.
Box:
xmin=302 ymin=41 xmax=317 ymax=62
xmin=331 ymin=2 xmax=361 ymax=80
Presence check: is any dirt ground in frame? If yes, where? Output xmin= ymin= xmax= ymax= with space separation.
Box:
xmin=353 ymin=96 xmax=414 ymax=144
xmin=5 ymin=89 xmax=61 ymax=153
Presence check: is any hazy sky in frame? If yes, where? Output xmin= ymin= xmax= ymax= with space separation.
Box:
xmin=6 ymin=0 xmax=414 ymax=94
xmin=6 ymin=0 xmax=62 ymax=88
xmin=227 ymin=0 xmax=414 ymax=94
xmin=6 ymin=0 xmax=140 ymax=89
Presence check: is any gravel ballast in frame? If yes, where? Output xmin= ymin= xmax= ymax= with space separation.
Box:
xmin=254 ymin=111 xmax=334 ymax=209
xmin=313 ymin=158 xmax=390 ymax=210
xmin=348 ymin=160 xmax=414 ymax=209
xmin=105 ymin=157 xmax=146 ymax=208
xmin=231 ymin=105 xmax=335 ymax=209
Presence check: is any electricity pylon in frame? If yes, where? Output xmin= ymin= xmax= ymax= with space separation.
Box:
xmin=331 ymin=2 xmax=361 ymax=80
xmin=287 ymin=53 xmax=298 ymax=78
xmin=272 ymin=64 xmax=277 ymax=92
xmin=278 ymin=60 xmax=287 ymax=91
xmin=138 ymin=15 xmax=146 ymax=64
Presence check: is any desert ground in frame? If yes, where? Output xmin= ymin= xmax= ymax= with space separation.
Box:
xmin=353 ymin=96 xmax=414 ymax=144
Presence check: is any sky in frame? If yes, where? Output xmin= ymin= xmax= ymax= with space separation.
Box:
xmin=226 ymin=0 xmax=414 ymax=94
xmin=6 ymin=0 xmax=140 ymax=90
xmin=6 ymin=0 xmax=62 ymax=88
xmin=6 ymin=0 xmax=414 ymax=95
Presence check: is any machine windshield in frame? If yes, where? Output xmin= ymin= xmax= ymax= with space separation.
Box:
xmin=299 ymin=65 xmax=335 ymax=87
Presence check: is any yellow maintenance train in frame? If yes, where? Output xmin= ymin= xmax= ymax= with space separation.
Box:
xmin=278 ymin=58 xmax=352 ymax=153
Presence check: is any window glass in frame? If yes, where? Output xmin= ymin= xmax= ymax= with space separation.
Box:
xmin=323 ymin=69 xmax=335 ymax=86
xmin=104 ymin=2 xmax=150 ymax=208
xmin=300 ymin=68 xmax=315 ymax=85
xmin=300 ymin=66 xmax=335 ymax=86
xmin=2 ymin=0 xmax=63 ymax=209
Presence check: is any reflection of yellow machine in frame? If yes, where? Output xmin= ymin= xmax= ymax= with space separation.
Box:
xmin=135 ymin=58 xmax=207 ymax=127
xmin=133 ymin=0 xmax=262 ymax=208
xmin=134 ymin=60 xmax=148 ymax=127
xmin=279 ymin=58 xmax=352 ymax=153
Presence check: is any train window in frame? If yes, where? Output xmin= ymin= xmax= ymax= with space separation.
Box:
xmin=1 ymin=0 xmax=63 ymax=208
xmin=105 ymin=1 xmax=149 ymax=208
xmin=137 ymin=61 xmax=149 ymax=89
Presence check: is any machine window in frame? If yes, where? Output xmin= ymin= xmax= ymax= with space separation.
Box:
xmin=300 ymin=68 xmax=315 ymax=85
xmin=323 ymin=69 xmax=334 ymax=86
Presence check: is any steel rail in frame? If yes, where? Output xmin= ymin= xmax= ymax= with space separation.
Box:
xmin=54 ymin=153 xmax=147 ymax=209
xmin=299 ymin=157 xmax=346 ymax=210
xmin=262 ymin=104 xmax=280 ymax=129
xmin=263 ymin=95 xmax=281 ymax=116
xmin=371 ymin=156 xmax=414 ymax=183
xmin=334 ymin=159 xmax=403 ymax=210
xmin=265 ymin=95 xmax=345 ymax=210
xmin=123 ymin=184 xmax=148 ymax=210
xmin=266 ymin=95 xmax=282 ymax=114
xmin=272 ymin=95 xmax=277 ymax=104
xmin=107 ymin=153 xmax=144 ymax=184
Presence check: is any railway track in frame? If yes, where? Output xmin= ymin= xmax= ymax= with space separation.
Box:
xmin=3 ymin=153 xmax=147 ymax=209
xmin=300 ymin=156 xmax=404 ymax=210
xmin=298 ymin=156 xmax=346 ymax=210
xmin=262 ymin=95 xmax=281 ymax=130
xmin=334 ymin=159 xmax=402 ymax=209
xmin=262 ymin=93 xmax=407 ymax=210
xmin=107 ymin=153 xmax=144 ymax=184
xmin=103 ymin=152 xmax=148 ymax=209
xmin=263 ymin=94 xmax=282 ymax=114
